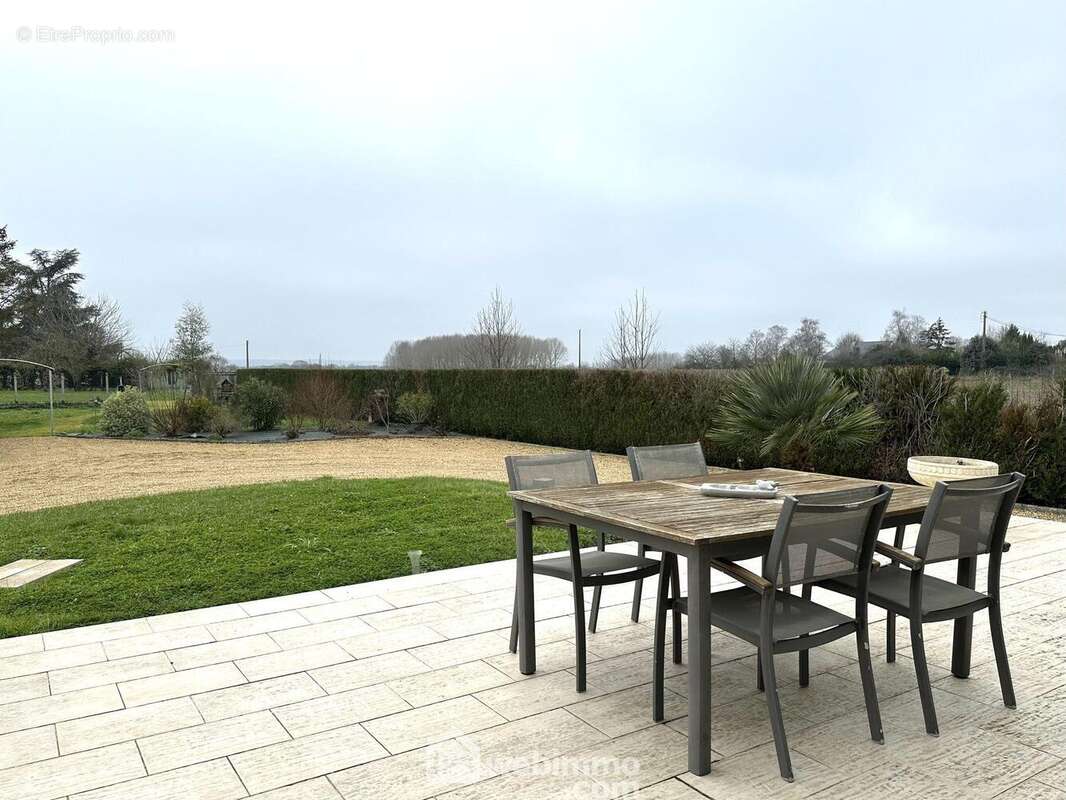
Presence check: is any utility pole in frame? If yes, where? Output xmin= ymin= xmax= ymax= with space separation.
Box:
xmin=577 ymin=329 xmax=582 ymax=370
xmin=980 ymin=310 xmax=987 ymax=372
xmin=245 ymin=339 xmax=250 ymax=369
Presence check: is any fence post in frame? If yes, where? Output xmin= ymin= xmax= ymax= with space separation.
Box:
xmin=47 ymin=369 xmax=54 ymax=435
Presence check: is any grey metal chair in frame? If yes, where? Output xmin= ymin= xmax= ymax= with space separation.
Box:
xmin=506 ymin=450 xmax=663 ymax=692
xmin=626 ymin=443 xmax=708 ymax=625
xmin=653 ymin=484 xmax=893 ymax=781
xmin=820 ymin=472 xmax=1025 ymax=736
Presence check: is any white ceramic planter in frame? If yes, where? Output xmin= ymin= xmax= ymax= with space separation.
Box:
xmin=906 ymin=456 xmax=999 ymax=487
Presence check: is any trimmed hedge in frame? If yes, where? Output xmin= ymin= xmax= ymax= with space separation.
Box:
xmin=241 ymin=367 xmax=1066 ymax=508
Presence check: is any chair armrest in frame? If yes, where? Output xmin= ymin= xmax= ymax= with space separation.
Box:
xmin=1002 ymin=541 xmax=1011 ymax=553
xmin=875 ymin=541 xmax=923 ymax=569
xmin=709 ymin=558 xmax=772 ymax=592
xmin=505 ymin=516 xmax=570 ymax=530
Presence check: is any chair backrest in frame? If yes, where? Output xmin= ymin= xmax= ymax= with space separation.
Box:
xmin=626 ymin=442 xmax=707 ymax=481
xmin=505 ymin=450 xmax=598 ymax=492
xmin=915 ymin=473 xmax=1025 ymax=564
xmin=764 ymin=485 xmax=893 ymax=588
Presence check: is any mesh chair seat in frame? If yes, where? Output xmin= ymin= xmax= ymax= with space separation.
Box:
xmin=532 ymin=551 xmax=660 ymax=580
xmin=824 ymin=566 xmax=990 ymax=618
xmin=675 ymin=587 xmax=853 ymax=643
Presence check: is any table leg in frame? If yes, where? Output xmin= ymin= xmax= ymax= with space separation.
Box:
xmin=516 ymin=506 xmax=536 ymax=675
xmin=687 ymin=544 xmax=712 ymax=775
xmin=952 ymin=556 xmax=977 ymax=678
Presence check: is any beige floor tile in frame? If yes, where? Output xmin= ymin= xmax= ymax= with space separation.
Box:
xmin=241 ymin=590 xmax=333 ymax=616
xmin=147 ymin=603 xmax=247 ymax=633
xmin=434 ymin=755 xmax=607 ymax=800
xmin=567 ymin=684 xmax=687 ymax=738
xmin=310 ymin=650 xmax=430 ymax=694
xmin=338 ymin=625 xmax=444 ymax=659
xmin=103 ymin=626 xmax=214 ymax=660
xmin=57 ymin=697 xmax=204 ymax=754
xmin=664 ymin=659 xmax=761 ymax=708
xmin=49 ymin=652 xmax=173 ymax=694
xmin=0 ymin=684 xmax=123 ymax=735
xmin=573 ymin=649 xmax=686 ymax=694
xmin=681 ymin=742 xmax=845 ymax=799
xmin=231 ymin=724 xmax=388 ymax=794
xmin=270 ymin=617 xmax=376 ymax=650
xmin=237 ymin=642 xmax=351 ymax=682
xmin=364 ymin=696 xmax=506 ymax=754
xmin=275 ymin=683 xmax=409 ymax=737
xmin=430 ymin=609 xmax=513 ymax=639
xmin=297 ymin=595 xmax=394 ymax=624
xmin=389 ymin=661 xmax=512 ymax=707
xmin=41 ymin=618 xmax=152 ymax=651
xmin=581 ymin=625 xmax=659 ymax=659
xmin=627 ymin=778 xmax=710 ymax=799
xmin=572 ymin=724 xmax=688 ymax=793
xmin=668 ymin=691 xmax=818 ymax=759
xmin=207 ymin=610 xmax=310 ymax=641
xmin=194 ymin=673 xmax=324 ymax=721
xmin=458 ymin=707 xmax=606 ymax=772
xmin=0 ymin=674 xmax=50 ymax=706
xmin=0 ymin=642 xmax=106 ymax=681
xmin=119 ymin=662 xmax=246 ymax=707
xmin=70 ymin=757 xmax=247 ymax=800
xmin=408 ymin=632 xmax=512 ymax=671
xmin=475 ymin=670 xmax=604 ymax=721
xmin=982 ymin=692 xmax=1066 ymax=758
xmin=361 ymin=602 xmax=455 ymax=632
xmin=0 ymin=634 xmax=43 ymax=660
xmin=330 ymin=738 xmax=483 ymax=800
xmin=485 ymin=640 xmax=590 ymax=680
xmin=167 ymin=633 xmax=280 ymax=671
xmin=0 ymin=726 xmax=58 ymax=770
xmin=0 ymin=741 xmax=145 ymax=800
xmin=250 ymin=776 xmax=342 ymax=799
xmin=383 ymin=583 xmax=470 ymax=609
xmin=438 ymin=588 xmax=514 ymax=616
xmin=139 ymin=709 xmax=290 ymax=773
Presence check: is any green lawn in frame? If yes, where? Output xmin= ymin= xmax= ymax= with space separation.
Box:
xmin=0 ymin=407 xmax=100 ymax=437
xmin=0 ymin=388 xmax=106 ymax=405
xmin=0 ymin=477 xmax=582 ymax=638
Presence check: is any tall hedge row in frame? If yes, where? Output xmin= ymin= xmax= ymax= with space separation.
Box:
xmin=242 ymin=367 xmax=1066 ymax=508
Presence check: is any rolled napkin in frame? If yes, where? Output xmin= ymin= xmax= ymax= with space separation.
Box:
xmin=700 ymin=482 xmax=780 ymax=499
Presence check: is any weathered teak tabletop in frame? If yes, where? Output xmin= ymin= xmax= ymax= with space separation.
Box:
xmin=508 ymin=467 xmax=933 ymax=777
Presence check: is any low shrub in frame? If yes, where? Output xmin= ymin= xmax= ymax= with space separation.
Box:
xmin=396 ymin=391 xmax=434 ymax=426
xmin=329 ymin=418 xmax=370 ymax=436
xmin=234 ymin=378 xmax=287 ymax=431
xmin=292 ymin=370 xmax=352 ymax=430
xmin=182 ymin=396 xmax=217 ymax=433
xmin=98 ymin=389 xmax=151 ymax=437
xmin=210 ymin=407 xmax=238 ymax=438
xmin=150 ymin=399 xmax=185 ymax=437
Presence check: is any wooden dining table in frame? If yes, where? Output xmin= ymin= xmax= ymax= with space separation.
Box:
xmin=509 ymin=467 xmax=944 ymax=776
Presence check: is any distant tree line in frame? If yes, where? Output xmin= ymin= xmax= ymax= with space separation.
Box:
xmin=0 ymin=223 xmax=228 ymax=392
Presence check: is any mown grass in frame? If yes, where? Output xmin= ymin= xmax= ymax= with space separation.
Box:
xmin=0 ymin=407 xmax=100 ymax=437
xmin=0 ymin=477 xmax=582 ymax=637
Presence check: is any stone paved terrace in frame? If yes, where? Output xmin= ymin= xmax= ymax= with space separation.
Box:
xmin=1 ymin=514 xmax=1064 ymax=800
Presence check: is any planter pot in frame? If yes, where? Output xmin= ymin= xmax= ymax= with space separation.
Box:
xmin=906 ymin=456 xmax=999 ymax=487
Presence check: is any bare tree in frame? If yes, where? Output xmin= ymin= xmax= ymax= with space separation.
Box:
xmin=883 ymin=309 xmax=926 ymax=347
xmin=601 ymin=290 xmax=660 ymax=369
xmin=786 ymin=318 xmax=829 ymax=358
xmin=764 ymin=324 xmax=789 ymax=360
xmin=832 ymin=331 xmax=864 ymax=360
xmin=470 ymin=287 xmax=522 ymax=368
xmin=683 ymin=341 xmax=718 ymax=368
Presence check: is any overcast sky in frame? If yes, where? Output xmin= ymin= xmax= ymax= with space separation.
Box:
xmin=3 ymin=1 xmax=1064 ymax=364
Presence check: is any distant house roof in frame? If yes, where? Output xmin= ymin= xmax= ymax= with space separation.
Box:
xmin=824 ymin=340 xmax=882 ymax=361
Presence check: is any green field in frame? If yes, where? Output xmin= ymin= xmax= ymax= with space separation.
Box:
xmin=0 ymin=477 xmax=581 ymax=637
xmin=0 ymin=388 xmax=106 ymax=405
xmin=0 ymin=407 xmax=100 ymax=437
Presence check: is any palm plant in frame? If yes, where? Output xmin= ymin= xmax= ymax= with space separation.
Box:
xmin=708 ymin=354 xmax=882 ymax=469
